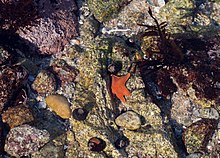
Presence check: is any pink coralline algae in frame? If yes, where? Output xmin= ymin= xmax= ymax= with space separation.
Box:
xmin=4 ymin=124 xmax=50 ymax=157
xmin=18 ymin=0 xmax=78 ymax=55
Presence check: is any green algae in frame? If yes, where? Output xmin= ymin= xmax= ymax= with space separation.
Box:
xmin=88 ymin=0 xmax=130 ymax=22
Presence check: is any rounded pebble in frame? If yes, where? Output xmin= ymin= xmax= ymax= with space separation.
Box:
xmin=115 ymin=111 xmax=141 ymax=130
xmin=45 ymin=94 xmax=71 ymax=119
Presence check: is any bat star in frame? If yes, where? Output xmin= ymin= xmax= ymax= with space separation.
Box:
xmin=111 ymin=73 xmax=131 ymax=103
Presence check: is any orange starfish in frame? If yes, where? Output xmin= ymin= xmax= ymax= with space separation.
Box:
xmin=111 ymin=73 xmax=131 ymax=103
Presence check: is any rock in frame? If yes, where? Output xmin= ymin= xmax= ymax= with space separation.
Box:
xmin=115 ymin=111 xmax=141 ymax=130
xmin=32 ymin=134 xmax=66 ymax=158
xmin=45 ymin=94 xmax=71 ymax=119
xmin=51 ymin=59 xmax=79 ymax=86
xmin=18 ymin=0 xmax=78 ymax=55
xmin=88 ymin=0 xmax=131 ymax=22
xmin=32 ymin=70 xmax=57 ymax=95
xmin=0 ymin=65 xmax=28 ymax=114
xmin=0 ymin=47 xmax=11 ymax=65
xmin=183 ymin=118 xmax=218 ymax=154
xmin=4 ymin=124 xmax=50 ymax=157
xmin=2 ymin=105 xmax=34 ymax=128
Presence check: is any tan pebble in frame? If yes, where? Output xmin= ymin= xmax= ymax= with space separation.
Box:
xmin=115 ymin=111 xmax=141 ymax=130
xmin=45 ymin=94 xmax=71 ymax=119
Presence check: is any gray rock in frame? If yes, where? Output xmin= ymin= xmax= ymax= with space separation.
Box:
xmin=115 ymin=111 xmax=141 ymax=130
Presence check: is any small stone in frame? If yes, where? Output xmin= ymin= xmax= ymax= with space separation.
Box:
xmin=2 ymin=105 xmax=34 ymax=128
xmin=32 ymin=70 xmax=57 ymax=95
xmin=4 ymin=124 xmax=50 ymax=158
xmin=45 ymin=94 xmax=71 ymax=119
xmin=72 ymin=108 xmax=88 ymax=121
xmin=115 ymin=111 xmax=141 ymax=130
xmin=183 ymin=118 xmax=218 ymax=154
xmin=88 ymin=137 xmax=106 ymax=152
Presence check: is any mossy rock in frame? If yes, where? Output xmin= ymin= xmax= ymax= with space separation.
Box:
xmin=88 ymin=0 xmax=130 ymax=22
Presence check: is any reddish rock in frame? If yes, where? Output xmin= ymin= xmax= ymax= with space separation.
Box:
xmin=0 ymin=66 xmax=28 ymax=113
xmin=18 ymin=0 xmax=78 ymax=55
xmin=2 ymin=105 xmax=34 ymax=128
xmin=51 ymin=59 xmax=79 ymax=85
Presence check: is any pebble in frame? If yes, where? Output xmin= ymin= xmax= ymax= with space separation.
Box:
xmin=45 ymin=94 xmax=71 ymax=119
xmin=4 ymin=124 xmax=50 ymax=157
xmin=32 ymin=70 xmax=57 ymax=95
xmin=115 ymin=111 xmax=141 ymax=130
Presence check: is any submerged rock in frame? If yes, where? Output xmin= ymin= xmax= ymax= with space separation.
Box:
xmin=32 ymin=70 xmax=57 ymax=95
xmin=2 ymin=105 xmax=34 ymax=128
xmin=88 ymin=0 xmax=131 ymax=22
xmin=115 ymin=111 xmax=141 ymax=130
xmin=18 ymin=0 xmax=78 ymax=55
xmin=45 ymin=94 xmax=71 ymax=119
xmin=0 ymin=65 xmax=28 ymax=114
xmin=32 ymin=134 xmax=66 ymax=158
xmin=0 ymin=47 xmax=11 ymax=65
xmin=183 ymin=118 xmax=218 ymax=154
xmin=4 ymin=124 xmax=50 ymax=157
xmin=51 ymin=59 xmax=79 ymax=86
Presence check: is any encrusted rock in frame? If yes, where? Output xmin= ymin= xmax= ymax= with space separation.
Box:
xmin=183 ymin=118 xmax=218 ymax=154
xmin=0 ymin=47 xmax=11 ymax=65
xmin=4 ymin=124 xmax=50 ymax=157
xmin=2 ymin=105 xmax=34 ymax=128
xmin=51 ymin=59 xmax=79 ymax=86
xmin=0 ymin=65 xmax=28 ymax=113
xmin=45 ymin=94 xmax=71 ymax=119
xmin=32 ymin=133 xmax=66 ymax=158
xmin=32 ymin=70 xmax=57 ymax=95
xmin=18 ymin=0 xmax=78 ymax=55
xmin=115 ymin=111 xmax=141 ymax=130
xmin=88 ymin=0 xmax=131 ymax=22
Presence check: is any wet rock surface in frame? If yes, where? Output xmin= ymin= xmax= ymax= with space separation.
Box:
xmin=2 ymin=105 xmax=34 ymax=128
xmin=32 ymin=70 xmax=57 ymax=95
xmin=4 ymin=124 xmax=50 ymax=157
xmin=18 ymin=0 xmax=78 ymax=55
xmin=183 ymin=119 xmax=218 ymax=154
xmin=0 ymin=0 xmax=220 ymax=157
xmin=0 ymin=65 xmax=28 ymax=114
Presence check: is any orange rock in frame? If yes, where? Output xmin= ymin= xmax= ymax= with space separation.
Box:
xmin=111 ymin=73 xmax=131 ymax=103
